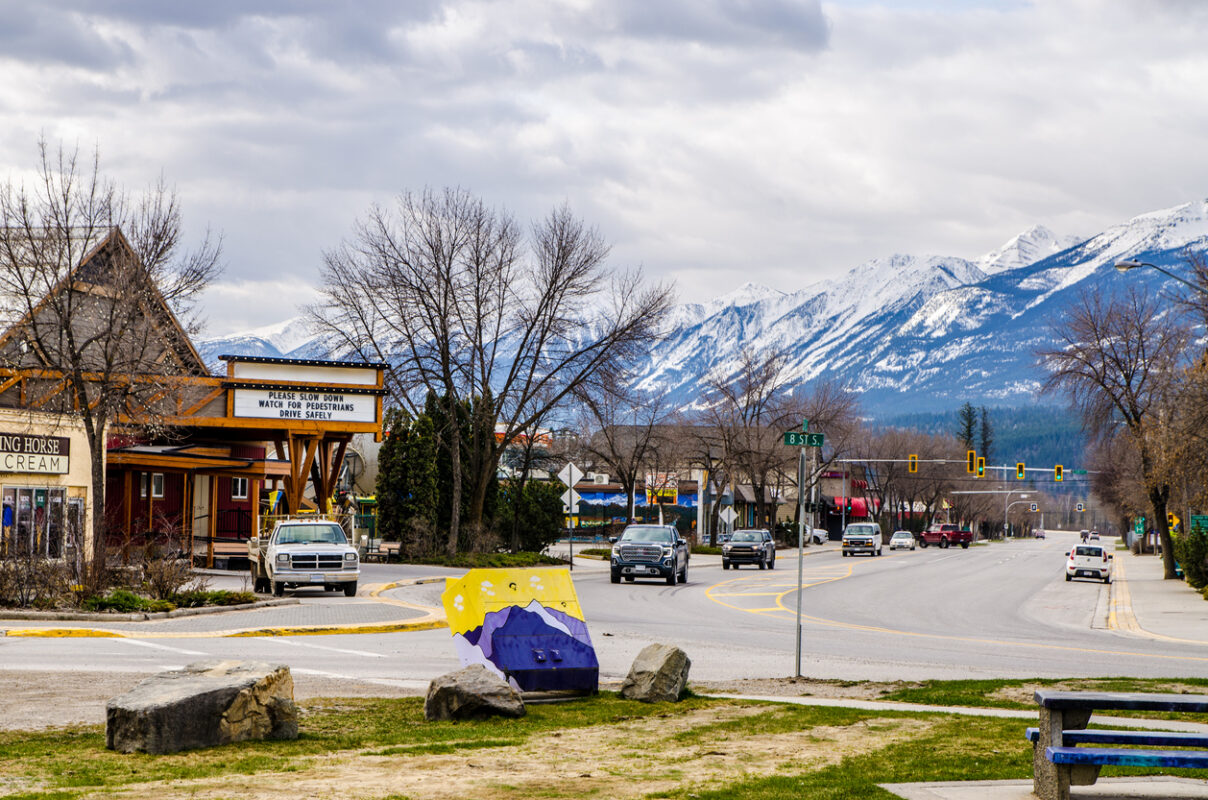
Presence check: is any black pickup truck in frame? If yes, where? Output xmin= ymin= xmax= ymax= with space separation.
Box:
xmin=609 ymin=524 xmax=689 ymax=585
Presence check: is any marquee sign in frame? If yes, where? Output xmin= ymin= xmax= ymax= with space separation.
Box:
xmin=0 ymin=433 xmax=70 ymax=474
xmin=232 ymin=389 xmax=377 ymax=423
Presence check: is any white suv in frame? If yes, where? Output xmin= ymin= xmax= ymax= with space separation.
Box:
xmin=1066 ymin=544 xmax=1112 ymax=584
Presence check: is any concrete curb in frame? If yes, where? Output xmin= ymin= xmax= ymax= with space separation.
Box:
xmin=0 ymin=577 xmax=450 ymax=639
xmin=0 ymin=598 xmax=298 ymax=624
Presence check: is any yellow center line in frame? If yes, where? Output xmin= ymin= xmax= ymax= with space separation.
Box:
xmin=705 ymin=552 xmax=1208 ymax=665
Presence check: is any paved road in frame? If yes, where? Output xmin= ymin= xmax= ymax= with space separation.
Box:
xmin=2 ymin=531 xmax=1205 ymax=687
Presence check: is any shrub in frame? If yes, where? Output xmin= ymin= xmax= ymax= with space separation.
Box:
xmin=82 ymin=589 xmax=174 ymax=613
xmin=172 ymin=589 xmax=255 ymax=607
xmin=0 ymin=555 xmax=72 ymax=608
xmin=1172 ymin=528 xmax=1208 ymax=589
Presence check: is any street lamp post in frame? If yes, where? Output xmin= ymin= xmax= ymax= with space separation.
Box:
xmin=1004 ymin=491 xmax=1028 ymax=538
xmin=1114 ymin=259 xmax=1205 ymax=294
xmin=1005 ymin=498 xmax=1034 ymax=538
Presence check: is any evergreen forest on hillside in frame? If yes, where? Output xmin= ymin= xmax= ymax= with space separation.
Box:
xmin=879 ymin=405 xmax=1084 ymax=477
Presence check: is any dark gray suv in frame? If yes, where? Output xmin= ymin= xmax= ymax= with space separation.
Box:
xmin=723 ymin=528 xmax=776 ymax=570
xmin=610 ymin=524 xmax=689 ymax=585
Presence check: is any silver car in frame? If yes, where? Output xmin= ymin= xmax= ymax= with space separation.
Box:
xmin=889 ymin=530 xmax=916 ymax=551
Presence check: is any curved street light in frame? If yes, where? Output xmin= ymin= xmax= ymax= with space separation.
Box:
xmin=1114 ymin=259 xmax=1205 ymax=295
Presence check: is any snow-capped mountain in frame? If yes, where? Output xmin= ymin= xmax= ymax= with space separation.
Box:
xmin=197 ymin=199 xmax=1208 ymax=416
xmin=198 ymin=316 xmax=329 ymax=370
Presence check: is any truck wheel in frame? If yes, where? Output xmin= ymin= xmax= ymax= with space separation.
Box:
xmin=960 ymin=541 xmax=969 ymax=549
xmin=758 ymin=555 xmax=767 ymax=570
xmin=666 ymin=564 xmax=677 ymax=586
xmin=919 ymin=540 xmax=928 ymax=548
xmin=1065 ymin=573 xmax=1071 ymax=582
xmin=842 ymin=551 xmax=848 ymax=557
xmin=611 ymin=569 xmax=621 ymax=584
xmin=768 ymin=554 xmax=775 ymax=570
xmin=272 ymin=581 xmax=285 ymax=597
xmin=344 ymin=582 xmax=358 ymax=597
xmin=722 ymin=559 xmax=730 ymax=570
xmin=940 ymin=537 xmax=950 ymax=549
xmin=679 ymin=561 xmax=688 ymax=583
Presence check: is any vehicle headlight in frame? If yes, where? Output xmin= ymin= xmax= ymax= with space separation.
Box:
xmin=345 ymin=552 xmax=357 ymax=562
xmin=722 ymin=544 xmax=731 ymax=552
xmin=661 ymin=546 xmax=673 ymax=556
xmin=276 ymin=553 xmax=289 ymax=564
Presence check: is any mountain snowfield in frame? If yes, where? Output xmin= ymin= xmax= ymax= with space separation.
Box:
xmin=197 ymin=199 xmax=1208 ymax=416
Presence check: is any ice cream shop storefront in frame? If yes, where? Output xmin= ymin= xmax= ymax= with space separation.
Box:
xmin=0 ymin=410 xmax=91 ymax=561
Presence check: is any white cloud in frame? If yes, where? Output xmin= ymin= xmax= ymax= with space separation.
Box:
xmin=0 ymin=0 xmax=1205 ymax=327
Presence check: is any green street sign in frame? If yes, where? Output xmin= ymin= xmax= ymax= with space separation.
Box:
xmin=784 ymin=431 xmax=825 ymax=447
xmin=802 ymin=419 xmax=809 ymax=432
xmin=1073 ymin=469 xmax=1088 ymax=475
xmin=1134 ymin=516 xmax=1146 ymax=536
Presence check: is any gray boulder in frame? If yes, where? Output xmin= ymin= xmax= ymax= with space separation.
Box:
xmin=106 ymin=660 xmax=298 ymax=754
xmin=621 ymin=643 xmax=691 ymax=702
xmin=425 ymin=664 xmax=526 ymax=721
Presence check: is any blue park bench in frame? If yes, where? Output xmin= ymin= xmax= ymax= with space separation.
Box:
xmin=1028 ymin=689 xmax=1208 ymax=800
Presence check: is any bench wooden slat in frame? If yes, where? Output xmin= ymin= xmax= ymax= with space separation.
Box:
xmin=1047 ymin=745 xmax=1208 ymax=768
xmin=1027 ymin=727 xmax=1208 ymax=748
xmin=1035 ymin=689 xmax=1208 ymax=713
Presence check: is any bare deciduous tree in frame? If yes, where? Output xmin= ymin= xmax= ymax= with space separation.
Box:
xmin=1039 ymin=286 xmax=1189 ymax=578
xmin=0 ymin=141 xmax=222 ymax=581
xmin=311 ymin=188 xmax=673 ymax=554
xmin=577 ymin=387 xmax=669 ymax=525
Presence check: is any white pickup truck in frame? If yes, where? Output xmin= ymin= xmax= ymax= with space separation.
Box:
xmin=248 ymin=518 xmax=360 ymax=597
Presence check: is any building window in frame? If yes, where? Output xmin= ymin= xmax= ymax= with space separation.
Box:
xmin=232 ymin=477 xmax=249 ymax=500
xmin=151 ymin=473 xmax=165 ymax=499
xmin=140 ymin=473 xmax=148 ymax=498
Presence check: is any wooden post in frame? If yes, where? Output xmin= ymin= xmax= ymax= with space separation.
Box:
xmin=250 ymin=477 xmax=261 ymax=538
xmin=207 ymin=473 xmax=218 ymax=569
xmin=183 ymin=472 xmax=193 ymax=560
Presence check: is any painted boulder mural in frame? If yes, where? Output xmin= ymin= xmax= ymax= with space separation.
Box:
xmin=441 ymin=568 xmax=599 ymax=693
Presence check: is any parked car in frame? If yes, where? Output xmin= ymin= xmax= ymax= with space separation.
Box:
xmin=842 ymin=522 xmax=883 ymax=557
xmin=810 ymin=528 xmax=829 ymax=545
xmin=889 ymin=530 xmax=916 ymax=550
xmin=610 ymin=524 xmax=689 ymax=585
xmin=1034 ymin=529 xmax=1046 ymax=539
xmin=722 ymin=528 xmax=776 ymax=570
xmin=1066 ymin=544 xmax=1112 ymax=584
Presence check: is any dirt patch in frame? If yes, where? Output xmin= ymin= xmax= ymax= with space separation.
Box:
xmin=693 ymin=676 xmax=922 ymax=701
xmin=67 ymin=704 xmax=935 ymax=800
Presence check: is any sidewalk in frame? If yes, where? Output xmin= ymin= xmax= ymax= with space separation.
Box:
xmin=1110 ymin=551 xmax=1208 ymax=644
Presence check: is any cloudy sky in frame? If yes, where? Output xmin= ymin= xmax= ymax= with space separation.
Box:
xmin=1 ymin=0 xmax=1204 ymax=335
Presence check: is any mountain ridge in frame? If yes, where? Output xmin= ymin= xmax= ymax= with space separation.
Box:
xmin=197 ymin=198 xmax=1208 ymax=416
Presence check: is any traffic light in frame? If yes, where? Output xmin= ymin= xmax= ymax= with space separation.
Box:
xmin=908 ymin=454 xmax=918 ymax=473
xmin=976 ymin=456 xmax=985 ymax=477
xmin=967 ymin=450 xmax=976 ymax=473
xmin=1016 ymin=462 xmax=1025 ymax=480
xmin=845 ymin=498 xmax=852 ymax=514
xmin=1054 ymin=464 xmax=1064 ymax=482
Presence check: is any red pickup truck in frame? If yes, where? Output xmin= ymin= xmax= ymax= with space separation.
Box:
xmin=919 ymin=523 xmax=972 ymax=549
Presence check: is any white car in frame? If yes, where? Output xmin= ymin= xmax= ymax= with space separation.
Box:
xmin=810 ymin=528 xmax=828 ymax=545
xmin=1066 ymin=544 xmax=1112 ymax=584
xmin=889 ymin=530 xmax=916 ymax=550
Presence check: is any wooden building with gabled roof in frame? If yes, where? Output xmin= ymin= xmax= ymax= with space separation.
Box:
xmin=0 ymin=226 xmax=385 ymax=567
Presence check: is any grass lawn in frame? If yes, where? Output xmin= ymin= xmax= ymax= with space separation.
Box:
xmin=1 ymin=688 xmax=1201 ymax=800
